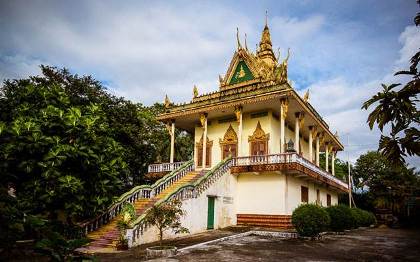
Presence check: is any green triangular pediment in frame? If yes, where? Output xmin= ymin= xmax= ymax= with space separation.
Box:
xmin=228 ymin=60 xmax=254 ymax=85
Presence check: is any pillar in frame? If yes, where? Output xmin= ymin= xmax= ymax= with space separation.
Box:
xmin=235 ymin=106 xmax=243 ymax=157
xmin=201 ymin=113 xmax=208 ymax=169
xmin=316 ymin=135 xmax=320 ymax=166
xmin=170 ymin=120 xmax=175 ymax=163
xmin=294 ymin=113 xmax=300 ymax=153
xmin=332 ymin=150 xmax=335 ymax=176
xmin=280 ymin=99 xmax=288 ymax=153
xmin=308 ymin=126 xmax=313 ymax=161
xmin=325 ymin=142 xmax=329 ymax=172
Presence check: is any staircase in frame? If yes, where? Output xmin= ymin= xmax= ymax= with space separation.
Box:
xmin=81 ymin=171 xmax=202 ymax=252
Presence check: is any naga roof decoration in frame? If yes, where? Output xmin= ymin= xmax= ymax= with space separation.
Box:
xmin=219 ymin=24 xmax=290 ymax=90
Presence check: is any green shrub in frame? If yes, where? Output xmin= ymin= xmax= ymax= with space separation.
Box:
xmin=350 ymin=208 xmax=376 ymax=228
xmin=325 ymin=205 xmax=353 ymax=231
xmin=292 ymin=204 xmax=330 ymax=237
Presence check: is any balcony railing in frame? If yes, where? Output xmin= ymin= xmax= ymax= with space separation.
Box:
xmin=148 ymin=161 xmax=186 ymax=173
xmin=231 ymin=153 xmax=348 ymax=189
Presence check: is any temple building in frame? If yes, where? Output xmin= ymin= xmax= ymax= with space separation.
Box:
xmin=82 ymin=19 xmax=349 ymax=251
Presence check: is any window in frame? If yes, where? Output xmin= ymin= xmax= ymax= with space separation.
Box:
xmin=251 ymin=141 xmax=267 ymax=155
xmin=222 ymin=144 xmax=237 ymax=159
xmin=196 ymin=135 xmax=213 ymax=168
xmin=301 ymin=186 xmax=308 ymax=203
xmin=327 ymin=194 xmax=331 ymax=207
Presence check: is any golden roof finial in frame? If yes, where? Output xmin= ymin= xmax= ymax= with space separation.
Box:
xmin=303 ymin=89 xmax=310 ymax=102
xmin=276 ymin=47 xmax=281 ymax=62
xmin=164 ymin=94 xmax=171 ymax=108
xmin=244 ymin=33 xmax=248 ymax=51
xmin=265 ymin=10 xmax=268 ymax=27
xmin=236 ymin=27 xmax=242 ymax=50
xmin=193 ymin=85 xmax=198 ymax=98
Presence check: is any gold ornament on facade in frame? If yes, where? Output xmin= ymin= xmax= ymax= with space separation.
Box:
xmin=234 ymin=105 xmax=242 ymax=123
xmin=193 ymin=85 xmax=198 ymax=98
xmin=219 ymin=124 xmax=238 ymax=145
xmin=236 ymin=65 xmax=246 ymax=79
xmin=303 ymin=89 xmax=310 ymax=102
xmin=199 ymin=113 xmax=207 ymax=127
xmin=248 ymin=121 xmax=270 ymax=142
xmin=280 ymin=99 xmax=289 ymax=118
xmin=310 ymin=126 xmax=318 ymax=138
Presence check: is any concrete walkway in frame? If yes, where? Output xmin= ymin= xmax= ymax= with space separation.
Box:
xmin=95 ymin=227 xmax=420 ymax=261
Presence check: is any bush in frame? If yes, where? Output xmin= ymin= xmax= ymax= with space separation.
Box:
xmin=350 ymin=208 xmax=376 ymax=228
xmin=292 ymin=204 xmax=330 ymax=237
xmin=325 ymin=205 xmax=353 ymax=231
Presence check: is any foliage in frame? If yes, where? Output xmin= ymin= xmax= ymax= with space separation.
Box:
xmin=144 ymin=199 xmax=189 ymax=246
xmin=350 ymin=208 xmax=376 ymax=228
xmin=0 ymin=66 xmax=192 ymax=255
xmin=325 ymin=205 xmax=353 ymax=232
xmin=352 ymin=151 xmax=420 ymax=219
xmin=0 ymin=186 xmax=25 ymax=251
xmin=362 ymin=8 xmax=420 ymax=166
xmin=292 ymin=204 xmax=330 ymax=237
xmin=34 ymin=231 xmax=89 ymax=261
xmin=116 ymin=203 xmax=136 ymax=250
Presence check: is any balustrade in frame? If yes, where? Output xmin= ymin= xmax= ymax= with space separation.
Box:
xmin=148 ymin=161 xmax=186 ymax=173
xmin=231 ymin=153 xmax=347 ymax=189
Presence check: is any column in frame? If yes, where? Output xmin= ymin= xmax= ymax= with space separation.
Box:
xmin=170 ymin=120 xmax=175 ymax=163
xmin=280 ymin=99 xmax=288 ymax=153
xmin=331 ymin=150 xmax=335 ymax=176
xmin=316 ymin=135 xmax=320 ymax=166
xmin=201 ymin=113 xmax=208 ymax=169
xmin=235 ymin=106 xmax=243 ymax=157
xmin=325 ymin=142 xmax=329 ymax=172
xmin=308 ymin=126 xmax=313 ymax=161
xmin=294 ymin=113 xmax=300 ymax=153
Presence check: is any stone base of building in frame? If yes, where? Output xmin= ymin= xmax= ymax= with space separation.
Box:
xmin=236 ymin=214 xmax=293 ymax=229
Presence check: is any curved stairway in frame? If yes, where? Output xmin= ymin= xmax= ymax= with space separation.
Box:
xmin=81 ymin=171 xmax=202 ymax=253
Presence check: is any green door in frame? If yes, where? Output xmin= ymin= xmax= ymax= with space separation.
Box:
xmin=207 ymin=197 xmax=215 ymax=229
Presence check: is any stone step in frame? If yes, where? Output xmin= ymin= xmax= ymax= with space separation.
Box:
xmin=237 ymin=214 xmax=293 ymax=228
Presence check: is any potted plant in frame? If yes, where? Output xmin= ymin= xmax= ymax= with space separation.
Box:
xmin=116 ymin=203 xmax=136 ymax=250
xmin=144 ymin=199 xmax=189 ymax=259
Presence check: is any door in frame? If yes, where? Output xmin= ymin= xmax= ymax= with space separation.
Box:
xmin=207 ymin=197 xmax=215 ymax=229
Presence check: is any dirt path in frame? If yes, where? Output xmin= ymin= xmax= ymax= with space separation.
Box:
xmin=95 ymin=227 xmax=420 ymax=261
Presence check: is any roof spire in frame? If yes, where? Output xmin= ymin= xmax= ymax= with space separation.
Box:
xmin=236 ymin=27 xmax=242 ymax=50
xmin=244 ymin=33 xmax=248 ymax=50
xmin=257 ymin=11 xmax=276 ymax=67
xmin=265 ymin=10 xmax=268 ymax=27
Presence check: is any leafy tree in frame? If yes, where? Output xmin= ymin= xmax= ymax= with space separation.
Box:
xmin=144 ymin=200 xmax=189 ymax=246
xmin=362 ymin=6 xmax=420 ymax=166
xmin=352 ymin=151 xmax=420 ymax=216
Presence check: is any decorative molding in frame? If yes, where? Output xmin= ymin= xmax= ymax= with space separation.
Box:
xmin=196 ymin=134 xmax=213 ymax=147
xmin=280 ymin=98 xmax=289 ymax=118
xmin=234 ymin=105 xmax=242 ymax=123
xmin=248 ymin=121 xmax=270 ymax=142
xmin=219 ymin=124 xmax=238 ymax=145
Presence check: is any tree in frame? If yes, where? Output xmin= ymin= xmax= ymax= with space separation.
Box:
xmin=352 ymin=151 xmax=420 ymax=217
xmin=144 ymin=200 xmax=189 ymax=246
xmin=362 ymin=6 xmax=420 ymax=166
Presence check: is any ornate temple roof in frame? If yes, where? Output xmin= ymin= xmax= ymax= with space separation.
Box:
xmin=158 ymin=20 xmax=344 ymax=150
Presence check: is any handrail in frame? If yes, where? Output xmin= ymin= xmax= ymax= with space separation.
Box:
xmin=129 ymin=157 xmax=232 ymax=245
xmin=148 ymin=161 xmax=186 ymax=173
xmin=78 ymin=159 xmax=194 ymax=235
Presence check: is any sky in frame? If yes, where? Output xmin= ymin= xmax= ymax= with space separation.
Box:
xmin=0 ymin=0 xmax=419 ymax=167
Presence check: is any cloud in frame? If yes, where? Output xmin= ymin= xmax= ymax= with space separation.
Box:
xmin=0 ymin=0 xmax=418 ymax=167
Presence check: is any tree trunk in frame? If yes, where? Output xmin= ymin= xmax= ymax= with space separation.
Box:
xmin=159 ymin=228 xmax=163 ymax=246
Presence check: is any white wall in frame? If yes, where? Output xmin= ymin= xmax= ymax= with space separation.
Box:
xmin=129 ymin=169 xmax=237 ymax=246
xmin=236 ymin=172 xmax=285 ymax=214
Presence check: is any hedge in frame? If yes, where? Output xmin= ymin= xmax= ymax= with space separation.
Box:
xmin=292 ymin=204 xmax=330 ymax=237
xmin=293 ymin=204 xmax=377 ymax=235
xmin=325 ymin=205 xmax=353 ymax=231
